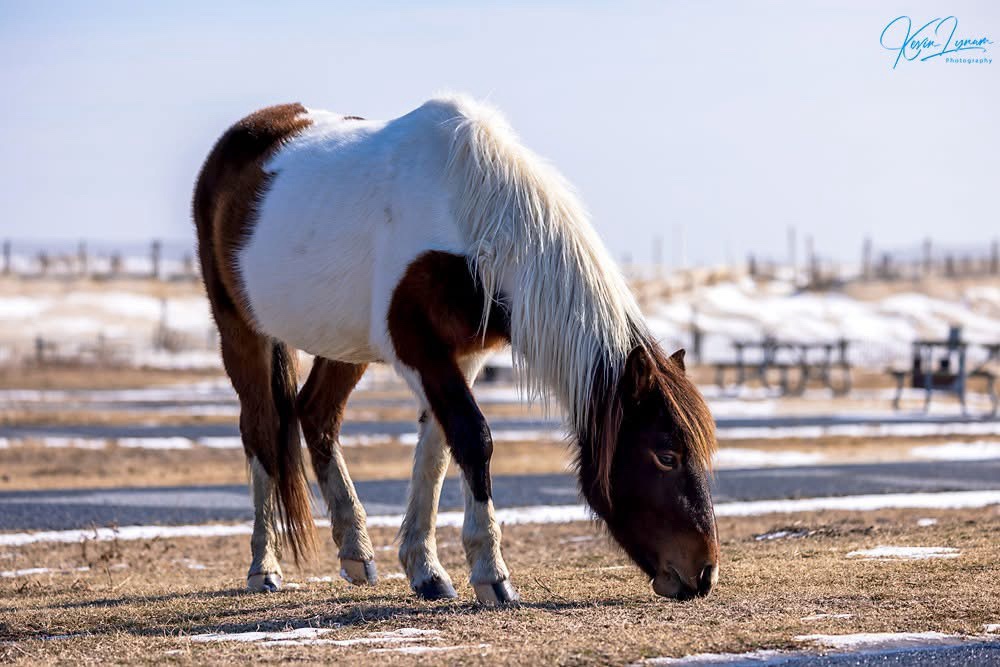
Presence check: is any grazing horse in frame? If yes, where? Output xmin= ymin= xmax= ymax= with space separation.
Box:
xmin=193 ymin=95 xmax=719 ymax=604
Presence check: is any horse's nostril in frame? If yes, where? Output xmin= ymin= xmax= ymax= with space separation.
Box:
xmin=697 ymin=564 xmax=716 ymax=596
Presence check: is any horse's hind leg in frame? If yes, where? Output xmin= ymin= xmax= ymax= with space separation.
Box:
xmin=216 ymin=320 xmax=293 ymax=592
xmin=297 ymin=358 xmax=376 ymax=585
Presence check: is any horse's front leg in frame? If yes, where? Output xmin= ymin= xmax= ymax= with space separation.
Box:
xmin=398 ymin=408 xmax=458 ymax=599
xmin=418 ymin=360 xmax=518 ymax=605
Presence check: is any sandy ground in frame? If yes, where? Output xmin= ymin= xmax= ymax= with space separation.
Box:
xmin=1 ymin=507 xmax=997 ymax=664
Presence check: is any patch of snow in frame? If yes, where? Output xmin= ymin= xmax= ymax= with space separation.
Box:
xmin=910 ymin=441 xmax=1000 ymax=461
xmin=370 ymin=643 xmax=488 ymax=655
xmin=706 ymin=400 xmax=779 ymax=418
xmin=189 ymin=627 xmax=338 ymax=644
xmin=1 ymin=566 xmax=89 ymax=578
xmin=196 ymin=437 xmax=242 ymax=449
xmin=715 ymin=448 xmax=825 ymax=468
xmin=794 ymin=631 xmax=965 ymax=649
xmin=754 ymin=529 xmax=810 ymax=541
xmin=0 ymin=296 xmax=50 ymax=319
xmin=306 ymin=576 xmax=335 ymax=583
xmin=0 ymin=522 xmax=260 ymax=547
xmin=636 ymin=650 xmax=786 ymax=665
xmin=917 ymin=518 xmax=938 ymax=527
xmin=40 ymin=438 xmax=107 ymax=450
xmin=190 ymin=626 xmax=443 ymax=648
xmin=846 ymin=546 xmax=960 ymax=560
xmin=117 ymin=437 xmax=192 ymax=450
xmin=382 ymin=572 xmax=407 ymax=580
xmin=984 ymin=624 xmax=1000 ymax=633
xmin=175 ymin=558 xmax=207 ymax=570
xmin=715 ymin=490 xmax=1000 ymax=516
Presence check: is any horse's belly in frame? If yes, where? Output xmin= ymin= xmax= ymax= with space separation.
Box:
xmin=239 ymin=213 xmax=380 ymax=363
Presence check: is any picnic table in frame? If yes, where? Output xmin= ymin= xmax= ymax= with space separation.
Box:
xmin=714 ymin=337 xmax=852 ymax=396
xmin=890 ymin=331 xmax=998 ymax=416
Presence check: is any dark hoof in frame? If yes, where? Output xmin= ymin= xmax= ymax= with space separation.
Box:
xmin=414 ymin=576 xmax=458 ymax=600
xmin=340 ymin=558 xmax=378 ymax=586
xmin=473 ymin=579 xmax=520 ymax=605
xmin=247 ymin=572 xmax=282 ymax=592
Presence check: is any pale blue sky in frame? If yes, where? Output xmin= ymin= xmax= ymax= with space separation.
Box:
xmin=0 ymin=1 xmax=997 ymax=265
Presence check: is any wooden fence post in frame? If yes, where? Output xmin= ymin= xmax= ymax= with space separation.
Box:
xmin=77 ymin=241 xmax=88 ymax=278
xmin=151 ymin=240 xmax=162 ymax=279
xmin=110 ymin=252 xmax=122 ymax=277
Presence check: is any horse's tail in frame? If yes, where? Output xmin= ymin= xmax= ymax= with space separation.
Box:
xmin=265 ymin=340 xmax=319 ymax=564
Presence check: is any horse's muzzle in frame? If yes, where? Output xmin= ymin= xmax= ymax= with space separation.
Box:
xmin=651 ymin=563 xmax=717 ymax=600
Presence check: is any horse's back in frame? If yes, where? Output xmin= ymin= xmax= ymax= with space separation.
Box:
xmin=233 ymin=103 xmax=465 ymax=362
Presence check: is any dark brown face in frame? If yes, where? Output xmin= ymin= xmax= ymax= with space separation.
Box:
xmin=608 ymin=397 xmax=719 ymax=599
xmin=583 ymin=349 xmax=720 ymax=601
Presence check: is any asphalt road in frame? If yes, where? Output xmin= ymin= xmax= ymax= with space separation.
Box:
xmin=2 ymin=459 xmax=998 ymax=531
xmin=670 ymin=643 xmax=1000 ymax=666
xmin=1 ymin=413 xmax=997 ymax=441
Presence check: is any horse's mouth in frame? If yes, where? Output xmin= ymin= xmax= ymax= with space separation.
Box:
xmin=651 ymin=564 xmax=716 ymax=600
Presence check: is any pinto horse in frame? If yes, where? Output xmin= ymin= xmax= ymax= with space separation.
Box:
xmin=193 ymin=95 xmax=719 ymax=604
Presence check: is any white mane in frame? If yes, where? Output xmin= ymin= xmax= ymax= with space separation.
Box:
xmin=439 ymin=95 xmax=645 ymax=433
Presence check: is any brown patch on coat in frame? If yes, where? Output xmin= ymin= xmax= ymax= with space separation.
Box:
xmin=193 ymin=103 xmax=312 ymax=324
xmin=387 ymin=250 xmax=510 ymax=500
xmin=388 ymin=251 xmax=510 ymax=364
xmin=192 ymin=104 xmax=319 ymax=564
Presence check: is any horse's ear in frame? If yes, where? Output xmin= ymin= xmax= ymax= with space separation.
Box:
xmin=625 ymin=346 xmax=656 ymax=400
xmin=670 ymin=348 xmax=686 ymax=372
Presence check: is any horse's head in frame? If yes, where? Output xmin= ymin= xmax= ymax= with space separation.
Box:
xmin=581 ymin=345 xmax=719 ymax=600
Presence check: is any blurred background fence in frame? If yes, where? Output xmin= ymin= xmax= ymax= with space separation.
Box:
xmin=1 ymin=235 xmax=998 ymax=374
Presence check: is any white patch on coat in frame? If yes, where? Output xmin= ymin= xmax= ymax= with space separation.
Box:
xmin=239 ymin=95 xmax=643 ymax=439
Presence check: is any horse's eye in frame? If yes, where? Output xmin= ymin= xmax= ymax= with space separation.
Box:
xmin=653 ymin=451 xmax=677 ymax=471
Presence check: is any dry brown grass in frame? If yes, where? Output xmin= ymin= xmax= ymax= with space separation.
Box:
xmin=1 ymin=507 xmax=997 ymax=664
xmin=0 ymin=366 xmax=222 ymax=391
